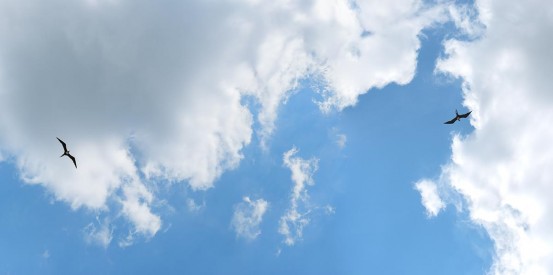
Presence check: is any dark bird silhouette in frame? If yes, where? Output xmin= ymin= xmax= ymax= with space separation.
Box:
xmin=444 ymin=109 xmax=472 ymax=124
xmin=57 ymin=137 xmax=77 ymax=168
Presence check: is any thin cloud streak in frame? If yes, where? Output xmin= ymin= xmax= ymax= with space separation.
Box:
xmin=279 ymin=147 xmax=319 ymax=246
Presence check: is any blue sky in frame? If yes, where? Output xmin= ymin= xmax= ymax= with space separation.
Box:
xmin=1 ymin=1 xmax=552 ymax=274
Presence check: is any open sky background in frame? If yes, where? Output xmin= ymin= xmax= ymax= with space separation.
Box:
xmin=1 ymin=0 xmax=552 ymax=274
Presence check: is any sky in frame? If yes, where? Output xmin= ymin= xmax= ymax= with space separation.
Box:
xmin=0 ymin=0 xmax=551 ymax=274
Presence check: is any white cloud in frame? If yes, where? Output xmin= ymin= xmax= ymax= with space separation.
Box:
xmin=414 ymin=179 xmax=445 ymax=217
xmin=446 ymin=3 xmax=484 ymax=39
xmin=186 ymin=198 xmax=205 ymax=213
xmin=420 ymin=1 xmax=553 ymax=274
xmin=231 ymin=196 xmax=269 ymax=240
xmin=330 ymin=128 xmax=347 ymax=149
xmin=323 ymin=204 xmax=336 ymax=215
xmin=83 ymin=217 xmax=113 ymax=248
xmin=316 ymin=0 xmax=448 ymax=111
xmin=336 ymin=134 xmax=347 ymax=149
xmin=0 ymin=0 xmax=448 ymax=244
xmin=119 ymin=182 xmax=161 ymax=239
xmin=279 ymin=147 xmax=319 ymax=246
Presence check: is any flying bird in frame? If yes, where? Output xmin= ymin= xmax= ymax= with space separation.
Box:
xmin=444 ymin=109 xmax=472 ymax=124
xmin=57 ymin=137 xmax=77 ymax=169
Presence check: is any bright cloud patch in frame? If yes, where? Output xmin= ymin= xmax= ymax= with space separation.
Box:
xmin=231 ymin=196 xmax=269 ymax=240
xmin=419 ymin=1 xmax=553 ymax=274
xmin=415 ymin=179 xmax=444 ymax=217
xmin=279 ymin=147 xmax=320 ymax=246
xmin=0 ymin=0 xmax=447 ymax=245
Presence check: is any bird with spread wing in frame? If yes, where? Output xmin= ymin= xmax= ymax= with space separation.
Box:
xmin=57 ymin=137 xmax=77 ymax=169
xmin=444 ymin=109 xmax=472 ymax=124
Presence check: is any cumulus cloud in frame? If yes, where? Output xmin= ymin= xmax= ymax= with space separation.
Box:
xmin=0 ymin=0 xmax=448 ymax=244
xmin=315 ymin=0 xmax=448 ymax=111
xmin=414 ymin=179 xmax=445 ymax=217
xmin=231 ymin=196 xmax=269 ymax=240
xmin=419 ymin=1 xmax=553 ymax=274
xmin=279 ymin=147 xmax=319 ymax=246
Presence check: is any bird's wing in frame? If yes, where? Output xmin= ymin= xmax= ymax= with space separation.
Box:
xmin=57 ymin=137 xmax=68 ymax=151
xmin=68 ymin=154 xmax=77 ymax=169
xmin=459 ymin=111 xmax=472 ymax=118
xmin=444 ymin=117 xmax=457 ymax=124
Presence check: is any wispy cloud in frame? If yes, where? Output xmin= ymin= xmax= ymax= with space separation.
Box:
xmin=279 ymin=147 xmax=319 ymax=246
xmin=330 ymin=127 xmax=347 ymax=149
xmin=335 ymin=134 xmax=347 ymax=149
xmin=83 ymin=217 xmax=113 ymax=248
xmin=231 ymin=196 xmax=269 ymax=240
xmin=186 ymin=198 xmax=205 ymax=213
xmin=118 ymin=182 xmax=161 ymax=240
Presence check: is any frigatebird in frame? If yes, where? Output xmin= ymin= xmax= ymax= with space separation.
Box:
xmin=57 ymin=137 xmax=77 ymax=168
xmin=444 ymin=109 xmax=472 ymax=124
